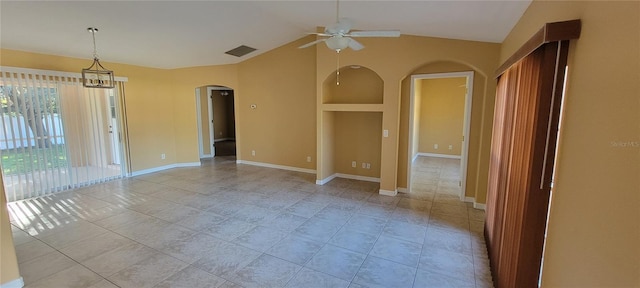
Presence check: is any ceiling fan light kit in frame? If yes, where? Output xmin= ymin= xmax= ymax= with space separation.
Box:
xmin=298 ymin=17 xmax=400 ymax=53
xmin=298 ymin=0 xmax=401 ymax=53
xmin=298 ymin=0 xmax=401 ymax=85
xmin=325 ymin=36 xmax=351 ymax=51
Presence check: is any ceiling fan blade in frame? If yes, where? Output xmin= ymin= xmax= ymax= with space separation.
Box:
xmin=349 ymin=30 xmax=401 ymax=37
xmin=307 ymin=32 xmax=332 ymax=37
xmin=298 ymin=38 xmax=327 ymax=49
xmin=336 ymin=18 xmax=353 ymax=33
xmin=348 ymin=38 xmax=364 ymax=51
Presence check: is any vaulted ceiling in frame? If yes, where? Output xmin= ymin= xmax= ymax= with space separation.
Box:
xmin=1 ymin=1 xmax=531 ymax=69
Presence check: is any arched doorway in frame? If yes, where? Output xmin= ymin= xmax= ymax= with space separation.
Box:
xmin=397 ymin=60 xmax=488 ymax=206
xmin=407 ymin=71 xmax=474 ymax=201
xmin=196 ymin=85 xmax=236 ymax=158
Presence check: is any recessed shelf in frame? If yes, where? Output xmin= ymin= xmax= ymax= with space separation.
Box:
xmin=322 ymin=66 xmax=383 ymax=104
xmin=322 ymin=103 xmax=384 ymax=112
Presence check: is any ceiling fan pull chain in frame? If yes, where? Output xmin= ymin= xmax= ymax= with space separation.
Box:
xmin=336 ymin=50 xmax=340 ymax=85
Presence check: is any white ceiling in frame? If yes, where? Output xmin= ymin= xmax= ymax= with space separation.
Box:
xmin=0 ymin=1 xmax=531 ymax=69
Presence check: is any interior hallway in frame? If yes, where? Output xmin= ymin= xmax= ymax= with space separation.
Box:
xmin=8 ymin=156 xmax=492 ymax=287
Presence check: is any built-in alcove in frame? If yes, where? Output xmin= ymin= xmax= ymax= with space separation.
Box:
xmin=322 ymin=66 xmax=383 ymax=104
xmin=335 ymin=111 xmax=382 ymax=178
xmin=317 ymin=65 xmax=384 ymax=185
xmin=319 ymin=111 xmax=382 ymax=183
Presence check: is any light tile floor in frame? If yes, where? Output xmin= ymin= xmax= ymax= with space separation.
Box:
xmin=8 ymin=156 xmax=493 ymax=288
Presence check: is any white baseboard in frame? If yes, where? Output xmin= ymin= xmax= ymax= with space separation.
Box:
xmin=461 ymin=195 xmax=486 ymax=211
xmin=175 ymin=162 xmax=201 ymax=168
xmin=417 ymin=152 xmax=461 ymax=160
xmin=130 ymin=162 xmax=201 ymax=177
xmin=200 ymin=154 xmax=213 ymax=159
xmin=0 ymin=277 xmax=24 ymax=288
xmin=335 ymin=173 xmax=380 ymax=183
xmin=473 ymin=202 xmax=486 ymax=210
xmin=316 ymin=174 xmax=338 ymax=185
xmin=397 ymin=187 xmax=408 ymax=193
xmin=316 ymin=173 xmax=380 ymax=185
xmin=379 ymin=189 xmax=398 ymax=196
xmin=236 ymin=160 xmax=316 ymax=174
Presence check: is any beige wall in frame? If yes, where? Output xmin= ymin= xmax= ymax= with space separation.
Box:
xmin=237 ymin=36 xmax=317 ymax=170
xmin=169 ymin=65 xmax=238 ymax=162
xmin=418 ymin=77 xmax=465 ymax=156
xmin=1 ymin=49 xmax=241 ymax=171
xmin=316 ymin=35 xmax=500 ymax=196
xmin=3 ymin=3 xmax=637 ymax=286
xmin=199 ymin=86 xmax=211 ymax=155
xmin=500 ymin=1 xmax=640 ymax=286
xmin=2 ymin=30 xmax=498 ymax=202
xmin=323 ymin=67 xmax=383 ymax=104
xmin=0 ymin=174 xmax=21 ymax=285
xmin=334 ymin=112 xmax=383 ymax=178
xmin=398 ymin=61 xmax=494 ymax=202
xmin=411 ymin=80 xmax=422 ymax=160
xmin=322 ymin=66 xmax=384 ymax=179
xmin=0 ymin=49 xmax=181 ymax=172
xmin=320 ymin=111 xmax=336 ymax=178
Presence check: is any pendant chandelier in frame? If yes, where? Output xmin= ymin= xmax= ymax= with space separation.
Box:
xmin=81 ymin=27 xmax=115 ymax=88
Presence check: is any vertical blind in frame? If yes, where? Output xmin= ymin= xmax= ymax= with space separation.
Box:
xmin=0 ymin=67 xmax=128 ymax=202
xmin=485 ymin=20 xmax=580 ymax=288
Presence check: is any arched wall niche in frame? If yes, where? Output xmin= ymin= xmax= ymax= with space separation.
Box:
xmin=317 ymin=65 xmax=384 ymax=184
xmin=322 ymin=65 xmax=383 ymax=104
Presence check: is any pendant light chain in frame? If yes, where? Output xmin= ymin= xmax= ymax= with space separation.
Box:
xmin=91 ymin=29 xmax=98 ymax=59
xmin=335 ymin=0 xmax=342 ymax=85
xmin=82 ymin=27 xmax=115 ymax=88
xmin=336 ymin=50 xmax=340 ymax=86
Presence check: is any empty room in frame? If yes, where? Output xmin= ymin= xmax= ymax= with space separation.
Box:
xmin=0 ymin=1 xmax=638 ymax=288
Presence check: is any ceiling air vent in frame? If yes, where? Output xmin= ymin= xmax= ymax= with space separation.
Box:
xmin=225 ymin=45 xmax=257 ymax=57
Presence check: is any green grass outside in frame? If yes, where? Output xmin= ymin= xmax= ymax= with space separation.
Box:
xmin=1 ymin=145 xmax=68 ymax=175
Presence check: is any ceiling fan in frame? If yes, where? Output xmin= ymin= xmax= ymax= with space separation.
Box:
xmin=298 ymin=0 xmax=401 ymax=52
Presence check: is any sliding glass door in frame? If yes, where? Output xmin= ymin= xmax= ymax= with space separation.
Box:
xmin=0 ymin=67 xmax=127 ymax=202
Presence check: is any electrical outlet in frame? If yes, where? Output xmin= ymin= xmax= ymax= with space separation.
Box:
xmin=161 ymin=153 xmax=166 ymax=160
xmin=362 ymin=163 xmax=366 ymax=168
xmin=352 ymin=161 xmax=357 ymax=168
xmin=251 ymin=150 xmax=256 ymax=156
xmin=448 ymin=145 xmax=453 ymax=150
xmin=366 ymin=163 xmax=371 ymax=169
xmin=434 ymin=144 xmax=438 ymax=149
xmin=306 ymin=156 xmax=311 ymax=162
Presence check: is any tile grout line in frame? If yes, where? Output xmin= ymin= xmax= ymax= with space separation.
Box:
xmin=11 ymin=156 xmax=490 ymax=288
xmin=13 ymin=226 xmax=112 ymax=287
